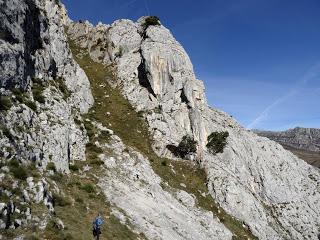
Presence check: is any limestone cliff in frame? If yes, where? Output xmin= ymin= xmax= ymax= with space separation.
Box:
xmin=68 ymin=16 xmax=320 ymax=240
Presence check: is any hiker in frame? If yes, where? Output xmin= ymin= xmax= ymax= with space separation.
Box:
xmin=92 ymin=213 xmax=103 ymax=240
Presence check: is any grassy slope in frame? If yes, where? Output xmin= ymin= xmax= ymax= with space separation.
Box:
xmin=0 ymin=151 xmax=144 ymax=239
xmin=68 ymin=39 xmax=257 ymax=240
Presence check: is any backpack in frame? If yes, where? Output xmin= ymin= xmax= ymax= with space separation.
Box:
xmin=95 ymin=217 xmax=103 ymax=226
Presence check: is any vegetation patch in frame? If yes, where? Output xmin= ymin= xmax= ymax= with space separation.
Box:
xmin=80 ymin=183 xmax=95 ymax=193
xmin=168 ymin=135 xmax=198 ymax=158
xmin=143 ymin=16 xmax=160 ymax=28
xmin=53 ymin=193 xmax=72 ymax=207
xmin=0 ymin=95 xmax=13 ymax=111
xmin=206 ymin=131 xmax=229 ymax=154
xmin=54 ymin=77 xmax=71 ymax=100
xmin=46 ymin=162 xmax=57 ymax=172
xmin=69 ymin=164 xmax=79 ymax=172
xmin=9 ymin=159 xmax=28 ymax=181
xmin=0 ymin=124 xmax=13 ymax=141
xmin=25 ymin=100 xmax=37 ymax=111
xmin=32 ymin=78 xmax=46 ymax=104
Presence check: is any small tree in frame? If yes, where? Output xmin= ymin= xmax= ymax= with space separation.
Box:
xmin=177 ymin=135 xmax=197 ymax=158
xmin=143 ymin=16 xmax=160 ymax=28
xmin=206 ymin=131 xmax=229 ymax=154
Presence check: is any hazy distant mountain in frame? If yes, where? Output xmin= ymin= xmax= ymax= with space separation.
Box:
xmin=254 ymin=127 xmax=320 ymax=167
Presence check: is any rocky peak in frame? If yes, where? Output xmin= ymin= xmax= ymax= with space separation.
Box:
xmin=67 ymin=16 xmax=320 ymax=240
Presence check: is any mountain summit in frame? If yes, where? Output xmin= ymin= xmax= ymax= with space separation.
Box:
xmin=0 ymin=1 xmax=319 ymax=239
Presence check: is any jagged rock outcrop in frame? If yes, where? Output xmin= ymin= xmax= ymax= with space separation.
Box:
xmin=254 ymin=127 xmax=320 ymax=152
xmin=0 ymin=0 xmax=93 ymax=172
xmin=68 ymin=17 xmax=320 ymax=240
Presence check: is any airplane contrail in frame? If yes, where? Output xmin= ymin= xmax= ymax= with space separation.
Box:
xmin=143 ymin=0 xmax=150 ymax=16
xmin=247 ymin=62 xmax=320 ymax=129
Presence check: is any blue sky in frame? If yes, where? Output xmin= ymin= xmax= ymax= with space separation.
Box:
xmin=62 ymin=0 xmax=320 ymax=130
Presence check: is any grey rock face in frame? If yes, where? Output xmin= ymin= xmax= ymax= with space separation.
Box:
xmin=0 ymin=0 xmax=93 ymax=172
xmin=254 ymin=127 xmax=320 ymax=152
xmin=99 ymin=135 xmax=232 ymax=240
xmin=68 ymin=17 xmax=320 ymax=240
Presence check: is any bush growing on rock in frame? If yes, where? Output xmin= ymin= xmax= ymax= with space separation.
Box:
xmin=9 ymin=159 xmax=28 ymax=180
xmin=206 ymin=131 xmax=229 ymax=154
xmin=176 ymin=135 xmax=198 ymax=158
xmin=32 ymin=78 xmax=46 ymax=104
xmin=69 ymin=164 xmax=79 ymax=172
xmin=55 ymin=77 xmax=71 ymax=100
xmin=143 ymin=16 xmax=160 ymax=28
xmin=46 ymin=162 xmax=56 ymax=172
xmin=0 ymin=96 xmax=13 ymax=111
xmin=25 ymin=100 xmax=37 ymax=111
xmin=0 ymin=124 xmax=13 ymax=141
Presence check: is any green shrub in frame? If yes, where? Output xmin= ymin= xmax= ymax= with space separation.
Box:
xmin=46 ymin=162 xmax=56 ymax=172
xmin=12 ymin=88 xmax=25 ymax=102
xmin=86 ymin=142 xmax=103 ymax=154
xmin=53 ymin=193 xmax=72 ymax=207
xmin=0 ymin=124 xmax=13 ymax=141
xmin=80 ymin=183 xmax=95 ymax=193
xmin=25 ymin=100 xmax=37 ymax=111
xmin=143 ymin=16 xmax=160 ymax=28
xmin=83 ymin=121 xmax=95 ymax=139
xmin=9 ymin=160 xmax=28 ymax=180
xmin=161 ymin=160 xmax=167 ymax=166
xmin=0 ymin=96 xmax=12 ymax=111
xmin=11 ymin=167 xmax=28 ymax=180
xmin=32 ymin=79 xmax=46 ymax=104
xmin=69 ymin=164 xmax=79 ymax=172
xmin=56 ymin=78 xmax=71 ymax=100
xmin=33 ymin=90 xmax=45 ymax=103
xmin=176 ymin=135 xmax=197 ymax=158
xmin=98 ymin=130 xmax=111 ymax=142
xmin=206 ymin=131 xmax=229 ymax=154
xmin=9 ymin=159 xmax=20 ymax=168
xmin=89 ymin=159 xmax=104 ymax=166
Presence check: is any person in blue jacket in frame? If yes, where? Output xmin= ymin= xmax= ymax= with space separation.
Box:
xmin=92 ymin=213 xmax=103 ymax=240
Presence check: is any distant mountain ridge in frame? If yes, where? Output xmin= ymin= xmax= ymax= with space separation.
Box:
xmin=254 ymin=127 xmax=320 ymax=152
xmin=254 ymin=127 xmax=320 ymax=167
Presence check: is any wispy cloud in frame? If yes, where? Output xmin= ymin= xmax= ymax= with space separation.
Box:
xmin=247 ymin=62 xmax=320 ymax=129
xmin=143 ymin=0 xmax=150 ymax=15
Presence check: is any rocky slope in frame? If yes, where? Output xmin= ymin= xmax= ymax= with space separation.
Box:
xmin=255 ymin=127 xmax=320 ymax=167
xmin=1 ymin=1 xmax=320 ymax=239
